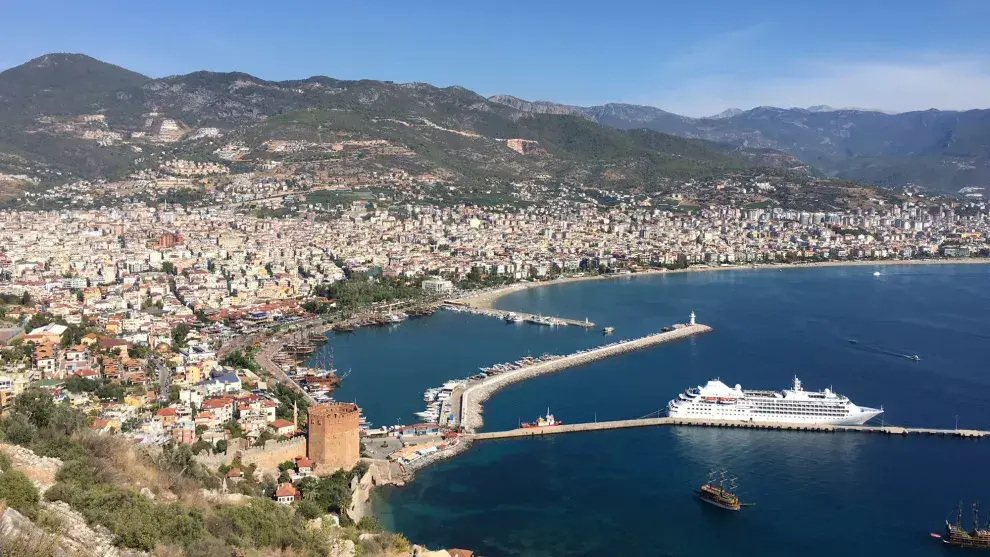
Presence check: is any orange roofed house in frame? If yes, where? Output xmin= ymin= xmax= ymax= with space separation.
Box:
xmin=273 ymin=482 xmax=300 ymax=504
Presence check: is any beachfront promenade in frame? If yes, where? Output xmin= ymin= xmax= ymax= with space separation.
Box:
xmin=469 ymin=417 xmax=990 ymax=440
xmin=456 ymin=323 xmax=713 ymax=432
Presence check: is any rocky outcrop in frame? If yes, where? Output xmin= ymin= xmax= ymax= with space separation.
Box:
xmin=504 ymin=138 xmax=545 ymax=156
xmin=0 ymin=503 xmax=143 ymax=557
xmin=0 ymin=443 xmax=140 ymax=556
xmin=0 ymin=442 xmax=61 ymax=492
xmin=348 ymin=459 xmax=406 ymax=523
xmin=40 ymin=500 xmax=128 ymax=556
xmin=412 ymin=548 xmax=451 ymax=557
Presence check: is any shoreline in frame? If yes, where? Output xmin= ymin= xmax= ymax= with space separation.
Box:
xmin=453 ymin=258 xmax=990 ymax=310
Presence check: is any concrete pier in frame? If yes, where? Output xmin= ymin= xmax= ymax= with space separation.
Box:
xmin=444 ymin=302 xmax=596 ymax=327
xmin=470 ymin=417 xmax=990 ymax=441
xmin=456 ymin=324 xmax=713 ymax=432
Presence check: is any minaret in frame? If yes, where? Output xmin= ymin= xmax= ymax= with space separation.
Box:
xmin=293 ymin=401 xmax=298 ymax=429
xmin=689 ymin=311 xmax=696 ymax=326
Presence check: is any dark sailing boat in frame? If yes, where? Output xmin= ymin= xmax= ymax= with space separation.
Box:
xmin=694 ymin=471 xmax=751 ymax=511
xmin=934 ymin=502 xmax=990 ymax=549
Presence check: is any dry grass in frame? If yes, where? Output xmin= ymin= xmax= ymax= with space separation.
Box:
xmin=74 ymin=433 xmax=212 ymax=505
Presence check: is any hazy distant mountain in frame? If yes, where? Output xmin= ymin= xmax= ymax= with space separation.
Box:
xmin=486 ymin=95 xmax=589 ymax=118
xmin=706 ymin=108 xmax=743 ymax=119
xmin=487 ymin=95 xmax=990 ymax=192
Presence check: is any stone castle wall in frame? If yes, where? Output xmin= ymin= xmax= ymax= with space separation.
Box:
xmin=195 ymin=436 xmax=306 ymax=472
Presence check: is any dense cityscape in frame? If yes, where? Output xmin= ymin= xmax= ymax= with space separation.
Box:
xmin=1 ymin=174 xmax=989 ymax=554
xmin=2 ymin=2 xmax=990 ymax=554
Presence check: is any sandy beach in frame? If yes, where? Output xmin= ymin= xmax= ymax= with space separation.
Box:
xmin=452 ymin=258 xmax=990 ymax=309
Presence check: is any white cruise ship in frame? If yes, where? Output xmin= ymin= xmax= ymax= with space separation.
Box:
xmin=667 ymin=376 xmax=882 ymax=425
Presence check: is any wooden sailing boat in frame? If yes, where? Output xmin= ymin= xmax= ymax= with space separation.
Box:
xmin=694 ymin=471 xmax=753 ymax=511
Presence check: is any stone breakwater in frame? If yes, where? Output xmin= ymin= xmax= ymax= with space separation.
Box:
xmin=457 ymin=324 xmax=712 ymax=432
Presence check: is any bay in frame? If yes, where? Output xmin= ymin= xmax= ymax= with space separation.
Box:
xmin=315 ymin=264 xmax=990 ymax=556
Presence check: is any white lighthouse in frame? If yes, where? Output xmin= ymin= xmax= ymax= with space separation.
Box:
xmin=689 ymin=311 xmax=696 ymax=326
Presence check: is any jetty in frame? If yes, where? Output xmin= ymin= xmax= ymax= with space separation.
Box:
xmin=444 ymin=302 xmax=595 ymax=328
xmin=469 ymin=416 xmax=990 ymax=441
xmin=456 ymin=321 xmax=713 ymax=432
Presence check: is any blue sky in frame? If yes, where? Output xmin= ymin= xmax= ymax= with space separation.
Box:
xmin=4 ymin=0 xmax=990 ymax=116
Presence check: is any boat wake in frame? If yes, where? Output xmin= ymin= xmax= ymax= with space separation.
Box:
xmin=849 ymin=341 xmax=921 ymax=361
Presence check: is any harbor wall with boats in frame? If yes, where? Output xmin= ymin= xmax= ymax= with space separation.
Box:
xmin=469 ymin=416 xmax=990 ymax=441
xmin=444 ymin=301 xmax=596 ymax=328
xmin=456 ymin=323 xmax=713 ymax=432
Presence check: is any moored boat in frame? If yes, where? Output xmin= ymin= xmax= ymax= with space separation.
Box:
xmin=667 ymin=376 xmax=883 ymax=425
xmin=521 ymin=408 xmax=562 ymax=428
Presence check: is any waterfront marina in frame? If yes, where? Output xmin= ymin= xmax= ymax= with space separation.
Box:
xmin=376 ymin=265 xmax=990 ymax=557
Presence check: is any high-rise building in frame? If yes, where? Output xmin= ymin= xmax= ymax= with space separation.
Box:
xmin=307 ymin=403 xmax=360 ymax=472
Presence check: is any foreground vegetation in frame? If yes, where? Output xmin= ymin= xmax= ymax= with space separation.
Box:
xmin=0 ymin=387 xmax=409 ymax=556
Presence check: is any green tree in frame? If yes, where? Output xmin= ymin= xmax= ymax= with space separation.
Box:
xmin=191 ymin=439 xmax=212 ymax=455
xmin=223 ymin=419 xmax=243 ymax=439
xmin=171 ymin=323 xmax=190 ymax=349
xmin=1 ymin=413 xmax=37 ymax=445
xmin=0 ymin=469 xmax=40 ymax=519
xmin=357 ymin=516 xmax=384 ymax=532
xmin=49 ymin=404 xmax=87 ymax=436
xmin=59 ymin=323 xmax=85 ymax=348
xmin=214 ymin=439 xmax=228 ymax=454
xmin=161 ymin=261 xmax=177 ymax=275
xmin=295 ymin=499 xmax=324 ymax=520
xmin=12 ymin=388 xmax=56 ymax=429
xmin=95 ymin=382 xmax=125 ymax=402
xmin=64 ymin=376 xmax=99 ymax=393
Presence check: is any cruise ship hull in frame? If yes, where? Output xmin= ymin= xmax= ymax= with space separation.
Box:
xmin=667 ymin=407 xmax=883 ymax=426
xmin=666 ymin=377 xmax=883 ymax=426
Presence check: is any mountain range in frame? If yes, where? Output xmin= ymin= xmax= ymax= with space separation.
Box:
xmin=488 ymin=95 xmax=990 ymax=193
xmin=0 ymin=53 xmax=980 ymax=210
xmin=0 ymin=53 xmax=825 ymax=204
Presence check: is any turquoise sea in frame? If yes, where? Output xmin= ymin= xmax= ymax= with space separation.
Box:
xmin=314 ymin=264 xmax=990 ymax=556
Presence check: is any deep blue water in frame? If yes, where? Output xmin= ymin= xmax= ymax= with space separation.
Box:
xmin=315 ymin=264 xmax=990 ymax=556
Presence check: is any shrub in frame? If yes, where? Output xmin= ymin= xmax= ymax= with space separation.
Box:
xmin=356 ymin=516 xmax=383 ymax=532
xmin=1 ymin=413 xmax=37 ymax=445
xmin=0 ymin=451 xmax=11 ymax=472
xmin=295 ymin=499 xmax=324 ymax=520
xmin=0 ymin=469 xmax=41 ymax=519
xmin=29 ymin=432 xmax=87 ymax=462
xmin=184 ymin=537 xmax=236 ymax=557
xmin=45 ymin=480 xmax=205 ymax=551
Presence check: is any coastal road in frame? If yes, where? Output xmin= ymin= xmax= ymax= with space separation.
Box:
xmin=256 ymin=338 xmax=318 ymax=406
